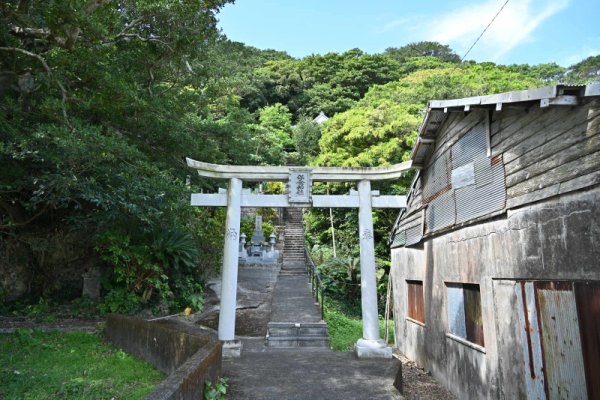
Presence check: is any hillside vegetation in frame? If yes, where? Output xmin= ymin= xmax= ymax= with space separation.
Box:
xmin=1 ymin=1 xmax=598 ymax=314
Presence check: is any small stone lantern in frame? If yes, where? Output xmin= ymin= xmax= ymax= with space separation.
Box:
xmin=269 ymin=232 xmax=276 ymax=253
xmin=239 ymin=232 xmax=247 ymax=259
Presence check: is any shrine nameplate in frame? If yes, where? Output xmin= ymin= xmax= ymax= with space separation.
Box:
xmin=288 ymin=169 xmax=311 ymax=203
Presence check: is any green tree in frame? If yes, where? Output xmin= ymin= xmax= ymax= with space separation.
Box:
xmin=0 ymin=0 xmax=234 ymax=306
xmin=292 ymin=117 xmax=323 ymax=163
xmin=384 ymin=41 xmax=461 ymax=64
xmin=564 ymin=55 xmax=600 ymax=83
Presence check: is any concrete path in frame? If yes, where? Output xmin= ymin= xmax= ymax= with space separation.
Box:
xmin=217 ymin=265 xmax=402 ymax=399
xmin=199 ymin=208 xmax=402 ymax=399
xmin=270 ymin=274 xmax=322 ymax=323
xmin=223 ymin=350 xmax=402 ymax=400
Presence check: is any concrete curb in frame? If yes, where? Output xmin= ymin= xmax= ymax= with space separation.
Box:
xmin=105 ymin=314 xmax=222 ymax=400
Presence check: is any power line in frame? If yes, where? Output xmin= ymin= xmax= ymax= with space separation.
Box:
xmin=461 ymin=0 xmax=511 ymax=61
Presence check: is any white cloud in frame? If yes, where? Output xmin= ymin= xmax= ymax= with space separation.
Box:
xmin=563 ymin=45 xmax=600 ymax=67
xmin=424 ymin=0 xmax=570 ymax=61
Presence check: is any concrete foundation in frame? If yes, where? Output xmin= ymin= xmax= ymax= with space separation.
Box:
xmin=355 ymin=338 xmax=393 ymax=359
xmin=222 ymin=340 xmax=242 ymax=358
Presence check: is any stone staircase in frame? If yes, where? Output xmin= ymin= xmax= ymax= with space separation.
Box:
xmin=281 ymin=208 xmax=306 ymax=274
xmin=265 ymin=207 xmax=330 ymax=349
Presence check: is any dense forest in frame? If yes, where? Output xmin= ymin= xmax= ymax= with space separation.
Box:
xmin=1 ymin=1 xmax=599 ymax=314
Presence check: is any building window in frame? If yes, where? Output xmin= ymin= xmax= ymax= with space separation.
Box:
xmin=446 ymin=283 xmax=484 ymax=347
xmin=407 ymin=280 xmax=425 ymax=324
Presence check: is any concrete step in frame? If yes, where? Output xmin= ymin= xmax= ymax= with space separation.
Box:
xmin=280 ymin=269 xmax=306 ymax=273
xmin=268 ymin=322 xmax=328 ymax=337
xmin=266 ymin=336 xmax=330 ymax=349
xmin=266 ymin=322 xmax=330 ymax=348
xmin=280 ymin=263 xmax=305 ymax=266
xmin=282 ymin=261 xmax=306 ymax=269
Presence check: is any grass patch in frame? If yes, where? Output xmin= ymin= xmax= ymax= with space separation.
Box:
xmin=325 ymin=301 xmax=395 ymax=352
xmin=0 ymin=329 xmax=164 ymax=400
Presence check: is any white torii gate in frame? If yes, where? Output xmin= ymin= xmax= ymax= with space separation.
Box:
xmin=186 ymin=157 xmax=410 ymax=358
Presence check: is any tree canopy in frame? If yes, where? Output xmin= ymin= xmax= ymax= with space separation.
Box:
xmin=1 ymin=1 xmax=597 ymax=312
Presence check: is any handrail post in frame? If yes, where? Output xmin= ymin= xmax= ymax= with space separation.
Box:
xmin=304 ymin=237 xmax=325 ymax=322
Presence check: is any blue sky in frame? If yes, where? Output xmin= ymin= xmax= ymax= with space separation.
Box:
xmin=217 ymin=0 xmax=599 ymax=67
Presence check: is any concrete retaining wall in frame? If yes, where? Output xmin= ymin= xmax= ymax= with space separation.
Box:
xmin=106 ymin=315 xmax=222 ymax=400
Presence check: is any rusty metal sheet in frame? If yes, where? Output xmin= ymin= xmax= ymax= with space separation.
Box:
xmin=426 ymin=189 xmax=455 ymax=232
xmin=405 ymin=224 xmax=423 ymax=246
xmin=407 ymin=280 xmax=425 ymax=323
xmin=455 ymin=154 xmax=506 ymax=224
xmin=390 ymin=230 xmax=406 ymax=248
xmin=422 ymin=150 xmax=451 ymax=204
xmin=463 ymin=284 xmax=484 ymax=346
xmin=535 ymin=282 xmax=588 ymax=400
xmin=574 ymin=281 xmax=600 ymax=400
xmin=516 ymin=282 xmax=546 ymax=399
xmin=451 ymin=123 xmax=488 ymax=169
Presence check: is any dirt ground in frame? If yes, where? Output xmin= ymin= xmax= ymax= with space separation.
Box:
xmin=398 ymin=354 xmax=455 ymax=399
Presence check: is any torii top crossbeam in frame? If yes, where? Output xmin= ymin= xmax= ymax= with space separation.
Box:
xmin=185 ymin=157 xmax=412 ymax=182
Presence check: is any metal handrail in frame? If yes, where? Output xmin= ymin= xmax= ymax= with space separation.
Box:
xmin=304 ymin=243 xmax=325 ymax=321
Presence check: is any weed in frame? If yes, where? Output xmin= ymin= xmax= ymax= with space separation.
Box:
xmin=204 ymin=377 xmax=228 ymax=400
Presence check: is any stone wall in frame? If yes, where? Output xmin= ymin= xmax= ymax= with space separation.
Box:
xmin=106 ymin=315 xmax=222 ymax=400
xmin=391 ymin=185 xmax=600 ymax=399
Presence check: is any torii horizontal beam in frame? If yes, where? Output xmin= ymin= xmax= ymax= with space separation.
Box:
xmin=186 ymin=157 xmax=412 ymax=182
xmin=190 ymin=193 xmax=407 ymax=208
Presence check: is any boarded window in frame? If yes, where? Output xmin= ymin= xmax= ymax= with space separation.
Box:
xmin=463 ymin=284 xmax=484 ymax=346
xmin=447 ymin=283 xmax=484 ymax=347
xmin=407 ymin=280 xmax=425 ymax=323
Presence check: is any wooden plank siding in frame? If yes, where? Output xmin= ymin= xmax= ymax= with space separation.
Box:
xmin=504 ymin=116 xmax=600 ymax=180
xmin=491 ymin=99 xmax=600 ymax=209
xmin=490 ymin=107 xmax=552 ymax=151
xmin=495 ymin=102 xmax=600 ymax=163
xmin=506 ymin=133 xmax=600 ymax=189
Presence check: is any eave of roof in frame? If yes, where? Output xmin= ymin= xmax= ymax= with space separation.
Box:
xmin=410 ymin=83 xmax=600 ymax=168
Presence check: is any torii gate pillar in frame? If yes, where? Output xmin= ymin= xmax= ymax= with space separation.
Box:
xmin=219 ymin=178 xmax=242 ymax=357
xmin=355 ymin=180 xmax=393 ymax=358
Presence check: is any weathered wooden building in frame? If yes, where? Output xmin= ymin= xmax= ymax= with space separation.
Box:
xmin=389 ymin=84 xmax=600 ymax=399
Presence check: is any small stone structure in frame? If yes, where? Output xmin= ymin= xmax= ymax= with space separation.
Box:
xmin=239 ymin=215 xmax=279 ymax=265
xmin=82 ymin=267 xmax=101 ymax=299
